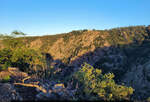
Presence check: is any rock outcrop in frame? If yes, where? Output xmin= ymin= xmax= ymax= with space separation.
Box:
xmin=0 ymin=83 xmax=22 ymax=102
xmin=36 ymin=83 xmax=77 ymax=100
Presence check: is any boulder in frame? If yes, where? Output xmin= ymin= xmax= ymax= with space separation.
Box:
xmin=36 ymin=83 xmax=76 ymax=100
xmin=121 ymin=63 xmax=150 ymax=100
xmin=0 ymin=83 xmax=22 ymax=102
xmin=143 ymin=62 xmax=150 ymax=81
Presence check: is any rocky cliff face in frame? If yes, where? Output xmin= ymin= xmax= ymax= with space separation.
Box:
xmin=121 ymin=53 xmax=150 ymax=100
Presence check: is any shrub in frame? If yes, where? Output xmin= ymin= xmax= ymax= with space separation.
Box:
xmin=2 ymin=62 xmax=11 ymax=71
xmin=0 ymin=32 xmax=46 ymax=73
xmin=74 ymin=63 xmax=134 ymax=101
xmin=2 ymin=75 xmax=10 ymax=83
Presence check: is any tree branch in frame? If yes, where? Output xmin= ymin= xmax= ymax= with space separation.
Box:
xmin=14 ymin=82 xmax=47 ymax=93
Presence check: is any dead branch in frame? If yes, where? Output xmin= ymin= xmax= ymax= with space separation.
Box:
xmin=22 ymin=76 xmax=31 ymax=83
xmin=14 ymin=83 xmax=47 ymax=93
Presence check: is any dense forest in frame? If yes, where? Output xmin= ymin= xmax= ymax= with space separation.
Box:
xmin=0 ymin=25 xmax=150 ymax=101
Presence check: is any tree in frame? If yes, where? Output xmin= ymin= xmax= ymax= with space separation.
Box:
xmin=74 ymin=63 xmax=134 ymax=101
xmin=0 ymin=31 xmax=46 ymax=74
xmin=1 ymin=30 xmax=26 ymax=50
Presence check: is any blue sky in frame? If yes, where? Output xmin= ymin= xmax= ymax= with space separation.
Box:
xmin=0 ymin=0 xmax=150 ymax=36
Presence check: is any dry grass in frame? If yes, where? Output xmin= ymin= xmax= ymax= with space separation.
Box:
xmin=0 ymin=67 xmax=28 ymax=82
xmin=0 ymin=71 xmax=11 ymax=80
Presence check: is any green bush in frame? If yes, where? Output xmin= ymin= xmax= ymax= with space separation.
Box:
xmin=2 ymin=75 xmax=10 ymax=83
xmin=74 ymin=63 xmax=134 ymax=101
xmin=0 ymin=48 xmax=12 ymax=64
xmin=0 ymin=32 xmax=46 ymax=73
xmin=2 ymin=62 xmax=11 ymax=70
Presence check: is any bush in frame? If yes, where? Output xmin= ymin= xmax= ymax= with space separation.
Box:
xmin=2 ymin=75 xmax=10 ymax=83
xmin=2 ymin=62 xmax=11 ymax=70
xmin=74 ymin=63 xmax=134 ymax=101
xmin=0 ymin=32 xmax=46 ymax=73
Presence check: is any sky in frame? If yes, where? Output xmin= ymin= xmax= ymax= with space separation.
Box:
xmin=0 ymin=0 xmax=150 ymax=36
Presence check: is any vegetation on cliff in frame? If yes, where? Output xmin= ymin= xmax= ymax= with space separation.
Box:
xmin=0 ymin=25 xmax=150 ymax=101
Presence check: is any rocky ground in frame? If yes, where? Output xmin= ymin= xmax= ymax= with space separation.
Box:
xmin=0 ymin=67 xmax=78 ymax=102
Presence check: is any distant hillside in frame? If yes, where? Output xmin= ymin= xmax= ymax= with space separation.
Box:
xmin=1 ymin=25 xmax=150 ymax=101
xmin=15 ymin=25 xmax=150 ymax=64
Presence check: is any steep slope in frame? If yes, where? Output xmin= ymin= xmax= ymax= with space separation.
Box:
xmin=1 ymin=25 xmax=150 ymax=100
xmin=25 ymin=26 xmax=148 ymax=64
xmin=25 ymin=25 xmax=150 ymax=100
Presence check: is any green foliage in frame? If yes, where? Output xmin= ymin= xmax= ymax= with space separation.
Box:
xmin=74 ymin=63 xmax=134 ymax=101
xmin=105 ymin=26 xmax=147 ymax=46
xmin=1 ymin=62 xmax=11 ymax=71
xmin=0 ymin=31 xmax=46 ymax=73
xmin=0 ymin=47 xmax=45 ymax=72
xmin=3 ymin=38 xmax=23 ymax=49
xmin=1 ymin=75 xmax=10 ymax=83
xmin=0 ymin=48 xmax=12 ymax=64
xmin=11 ymin=30 xmax=26 ymax=36
xmin=1 ymin=30 xmax=26 ymax=50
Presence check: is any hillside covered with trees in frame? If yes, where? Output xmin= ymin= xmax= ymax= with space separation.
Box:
xmin=0 ymin=25 xmax=150 ymax=101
